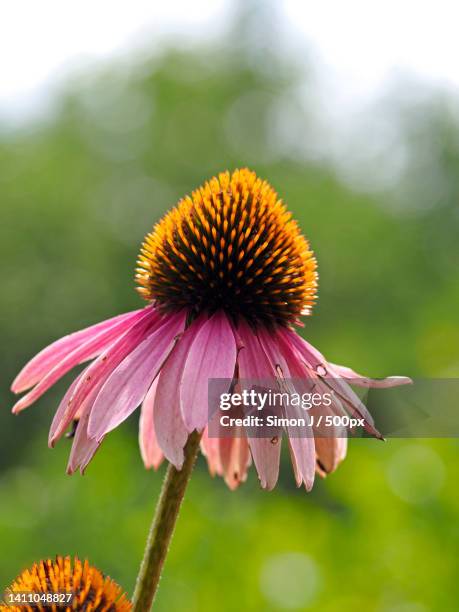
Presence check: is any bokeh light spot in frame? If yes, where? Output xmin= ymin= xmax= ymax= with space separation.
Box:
xmin=386 ymin=444 xmax=445 ymax=504
xmin=259 ymin=552 xmax=321 ymax=609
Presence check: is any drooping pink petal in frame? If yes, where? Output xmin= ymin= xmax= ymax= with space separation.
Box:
xmin=337 ymin=436 xmax=347 ymax=462
xmin=258 ymin=327 xmax=316 ymax=490
xmin=139 ymin=378 xmax=164 ymax=470
xmin=315 ymin=373 xmax=382 ymax=438
xmin=201 ymin=390 xmax=251 ymax=489
xmin=88 ymin=311 xmax=186 ymax=441
xmin=246 ymin=437 xmax=280 ymax=491
xmin=218 ymin=435 xmax=251 ymax=490
xmin=237 ymin=320 xmax=281 ymax=490
xmin=315 ymin=436 xmax=348 ymax=476
xmin=286 ymin=328 xmax=411 ymax=389
xmin=12 ymin=308 xmax=144 ymax=393
xmin=200 ymin=429 xmax=223 ymax=477
xmin=281 ymin=329 xmax=382 ymax=439
xmin=180 ymin=311 xmax=237 ymax=432
xmin=49 ymin=307 xmax=159 ymax=445
xmin=12 ymin=308 xmax=153 ymax=414
xmin=65 ymin=363 xmax=116 ymax=475
xmin=47 ymin=371 xmax=86 ymax=448
xmin=200 ymin=366 xmax=252 ymax=489
xmin=154 ymin=315 xmax=206 ymax=469
xmin=279 ymin=328 xmax=327 ymax=372
xmin=65 ymin=367 xmax=112 ymax=473
xmin=329 ymin=363 xmax=412 ymax=388
xmin=67 ymin=403 xmax=103 ymax=475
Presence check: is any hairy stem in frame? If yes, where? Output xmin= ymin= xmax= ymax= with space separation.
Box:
xmin=132 ymin=431 xmax=201 ymax=611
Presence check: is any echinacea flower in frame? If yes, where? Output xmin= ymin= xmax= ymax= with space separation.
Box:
xmin=1 ymin=555 xmax=131 ymax=611
xmin=11 ymin=169 xmax=410 ymax=490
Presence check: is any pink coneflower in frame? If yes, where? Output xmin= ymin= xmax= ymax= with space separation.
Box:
xmin=11 ymin=168 xmax=410 ymax=491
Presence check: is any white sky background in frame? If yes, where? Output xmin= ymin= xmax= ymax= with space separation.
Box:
xmin=284 ymin=0 xmax=459 ymax=95
xmin=1 ymin=0 xmax=459 ymax=121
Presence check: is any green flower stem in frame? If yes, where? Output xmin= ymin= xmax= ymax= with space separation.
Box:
xmin=132 ymin=430 xmax=202 ymax=611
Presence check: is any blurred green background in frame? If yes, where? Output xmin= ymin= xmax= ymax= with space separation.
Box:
xmin=1 ymin=4 xmax=459 ymax=611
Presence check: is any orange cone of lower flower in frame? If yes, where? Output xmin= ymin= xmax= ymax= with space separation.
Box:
xmin=1 ymin=556 xmax=131 ymax=611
